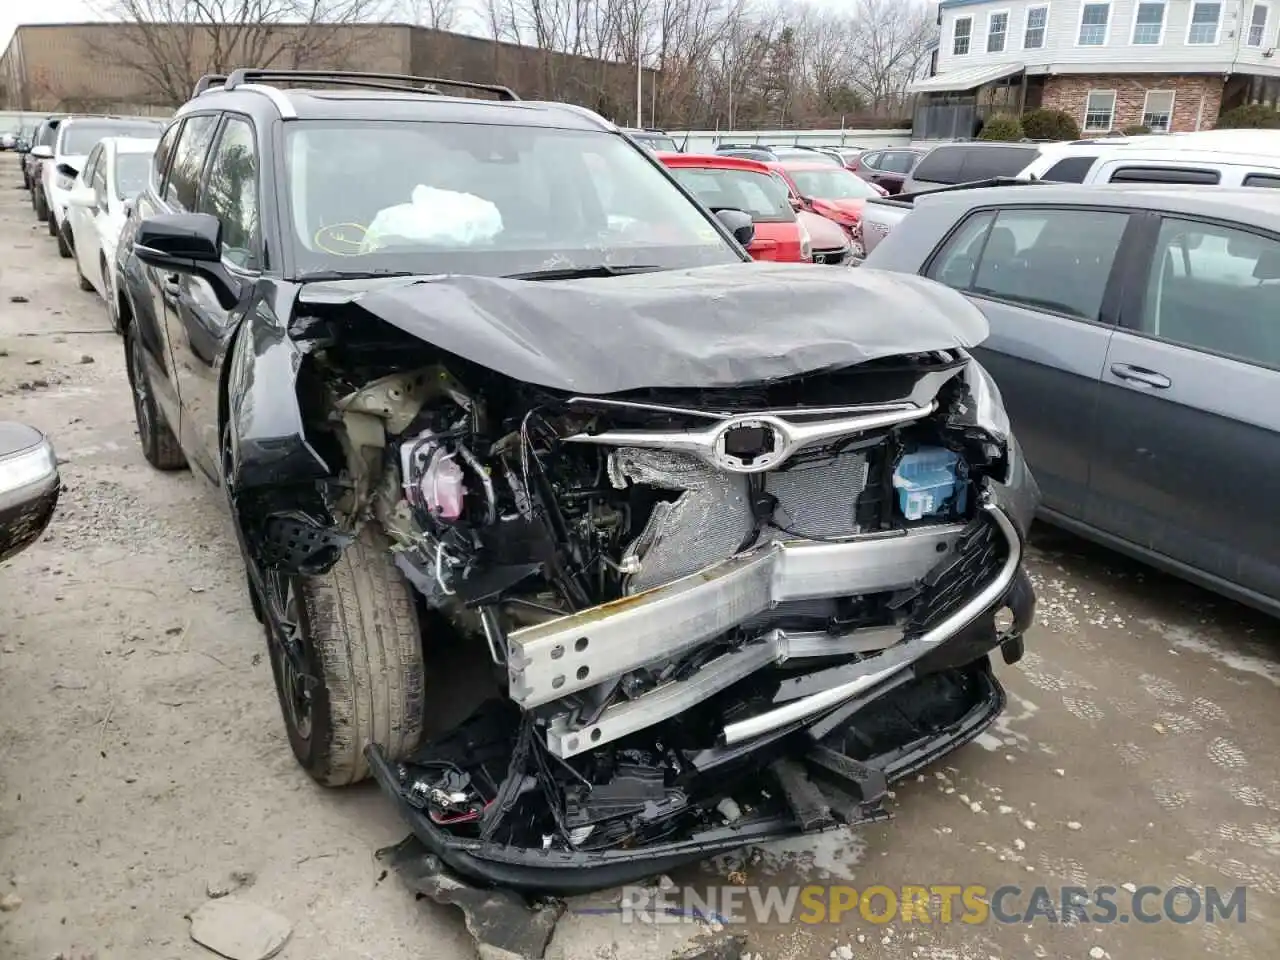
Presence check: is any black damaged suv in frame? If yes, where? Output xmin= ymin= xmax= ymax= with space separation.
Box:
xmin=116 ymin=69 xmax=1037 ymax=892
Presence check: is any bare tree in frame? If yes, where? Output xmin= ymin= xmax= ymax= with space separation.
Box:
xmin=401 ymin=0 xmax=460 ymax=30
xmin=87 ymin=0 xmax=392 ymax=106
xmin=846 ymin=0 xmax=936 ymax=115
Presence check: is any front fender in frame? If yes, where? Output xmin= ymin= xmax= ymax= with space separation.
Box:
xmin=225 ymin=302 xmax=331 ymax=492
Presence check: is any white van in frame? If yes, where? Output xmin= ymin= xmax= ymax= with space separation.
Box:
xmin=1019 ymin=131 xmax=1280 ymax=185
xmin=859 ymin=132 xmax=1280 ymax=256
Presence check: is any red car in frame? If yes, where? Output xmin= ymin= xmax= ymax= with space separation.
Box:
xmin=766 ymin=161 xmax=887 ymax=255
xmin=657 ymin=152 xmax=812 ymax=263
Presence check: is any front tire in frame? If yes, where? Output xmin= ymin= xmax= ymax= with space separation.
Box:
xmin=33 ymin=189 xmax=47 ymax=221
xmin=260 ymin=525 xmax=426 ymax=786
xmin=124 ymin=324 xmax=187 ymax=471
xmin=57 ymin=222 xmax=73 ymax=259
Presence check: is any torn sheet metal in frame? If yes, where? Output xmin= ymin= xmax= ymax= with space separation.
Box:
xmin=328 ymin=261 xmax=989 ymax=394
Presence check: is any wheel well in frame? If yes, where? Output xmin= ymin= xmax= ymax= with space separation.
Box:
xmin=115 ymin=285 xmax=134 ymax=334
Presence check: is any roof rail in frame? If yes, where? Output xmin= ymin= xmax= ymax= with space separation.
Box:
xmin=193 ymin=74 xmax=227 ymax=97
xmin=215 ymin=69 xmax=518 ymax=101
xmin=891 ymin=176 xmax=1045 ymax=204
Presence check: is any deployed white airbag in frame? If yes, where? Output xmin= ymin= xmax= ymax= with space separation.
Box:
xmin=361 ymin=185 xmax=504 ymax=251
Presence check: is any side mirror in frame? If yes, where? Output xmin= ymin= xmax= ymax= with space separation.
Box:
xmin=56 ymin=162 xmax=79 ymax=181
xmin=134 ymin=213 xmax=242 ymax=308
xmin=30 ymin=144 xmax=52 ymax=159
xmin=67 ymin=184 xmax=97 ymax=209
xmin=788 ymin=195 xmax=803 ymax=211
xmin=713 ymin=208 xmax=755 ymax=248
xmin=0 ymin=422 xmax=60 ymax=564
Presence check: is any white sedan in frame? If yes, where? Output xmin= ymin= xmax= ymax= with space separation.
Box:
xmin=65 ymin=136 xmax=158 ymax=326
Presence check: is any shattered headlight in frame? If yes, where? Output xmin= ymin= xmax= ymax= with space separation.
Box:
xmin=963 ymin=357 xmax=1011 ymax=445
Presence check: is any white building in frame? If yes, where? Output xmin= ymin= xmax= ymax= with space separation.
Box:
xmin=908 ymin=0 xmax=1280 ymax=137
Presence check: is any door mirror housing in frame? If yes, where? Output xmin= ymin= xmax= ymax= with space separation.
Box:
xmin=134 ymin=213 xmax=242 ymax=308
xmin=67 ymin=184 xmax=97 ymax=209
xmin=29 ymin=144 xmax=52 ymax=159
xmin=713 ymin=208 xmax=755 ymax=248
xmin=0 ymin=423 xmax=60 ymax=564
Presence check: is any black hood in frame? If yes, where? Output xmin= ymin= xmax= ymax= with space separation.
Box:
xmin=304 ymin=261 xmax=989 ymax=394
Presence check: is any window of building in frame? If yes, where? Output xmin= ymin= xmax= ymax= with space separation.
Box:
xmin=1248 ymin=3 xmax=1270 ymax=45
xmin=987 ymin=11 xmax=1010 ymax=52
xmin=927 ymin=207 xmax=1130 ymax=322
xmin=1187 ymin=1 xmax=1222 ymax=44
xmin=1132 ymin=1 xmax=1166 ymax=44
xmin=1078 ymin=2 xmax=1111 ymax=45
xmin=1024 ymin=6 xmax=1049 ymax=48
xmin=953 ymin=16 xmax=973 ymax=55
xmin=163 ymin=114 xmax=219 ymax=213
xmin=198 ymin=116 xmax=260 ymax=270
xmin=1084 ymin=90 xmax=1117 ymax=131
xmin=1142 ymin=90 xmax=1176 ymax=132
xmin=1243 ymin=172 xmax=1280 ymax=187
xmin=1141 ymin=217 xmax=1280 ymax=368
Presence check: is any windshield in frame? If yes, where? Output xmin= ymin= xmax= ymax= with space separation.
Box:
xmin=772 ymin=149 xmax=840 ymax=165
xmin=284 ymin=120 xmax=740 ymax=277
xmin=669 ymin=165 xmax=794 ymax=222
xmin=635 ymin=134 xmax=680 ymax=152
xmin=114 ymin=152 xmax=152 ymax=200
xmin=62 ymin=121 xmax=163 ymax=156
xmin=787 ymin=167 xmax=879 ymax=200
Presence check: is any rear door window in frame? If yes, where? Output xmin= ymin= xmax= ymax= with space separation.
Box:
xmin=1108 ymin=166 xmax=1221 ymax=185
xmin=880 ymin=151 xmax=920 ymax=174
xmin=1140 ymin=217 xmax=1280 ymax=368
xmin=910 ymin=147 xmax=965 ymax=184
xmin=926 ymin=206 xmax=1131 ymax=321
xmin=1040 ymin=155 xmax=1097 ymax=182
xmin=957 ymin=145 xmax=1040 ymax=181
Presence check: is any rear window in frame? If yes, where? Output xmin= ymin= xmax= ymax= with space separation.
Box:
xmin=62 ymin=120 xmax=164 ymax=155
xmin=669 ymin=166 xmax=794 ymax=221
xmin=1108 ymin=166 xmax=1221 ymax=185
xmin=1040 ymin=155 xmax=1097 ymax=183
xmin=37 ymin=121 xmax=61 ymax=147
xmin=1242 ymin=173 xmax=1280 ymax=188
xmin=912 ymin=144 xmax=1039 ymax=185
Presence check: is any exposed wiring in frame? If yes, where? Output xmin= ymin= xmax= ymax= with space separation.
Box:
xmin=435 ymin=540 xmax=456 ymax=595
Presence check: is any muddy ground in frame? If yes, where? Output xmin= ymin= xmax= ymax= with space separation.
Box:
xmin=1 ymin=158 xmax=1277 ymax=960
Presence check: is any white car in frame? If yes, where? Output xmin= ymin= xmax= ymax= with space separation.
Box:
xmin=42 ymin=116 xmax=164 ymax=258
xmin=65 ymin=136 xmax=159 ymax=320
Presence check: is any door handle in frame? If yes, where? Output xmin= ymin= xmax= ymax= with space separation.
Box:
xmin=1110 ymin=362 xmax=1171 ymax=389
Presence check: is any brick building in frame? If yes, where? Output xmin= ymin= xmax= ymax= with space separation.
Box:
xmin=908 ymin=0 xmax=1279 ymax=139
xmin=0 ymin=21 xmax=650 ymax=118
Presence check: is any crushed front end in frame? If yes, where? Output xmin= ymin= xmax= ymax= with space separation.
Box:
xmin=236 ymin=273 xmax=1037 ymax=894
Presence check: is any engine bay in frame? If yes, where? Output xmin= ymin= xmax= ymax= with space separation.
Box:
xmin=236 ymin=308 xmax=1027 ymax=884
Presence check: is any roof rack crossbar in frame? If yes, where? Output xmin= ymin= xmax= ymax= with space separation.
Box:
xmin=221 ymin=69 xmax=519 ymax=101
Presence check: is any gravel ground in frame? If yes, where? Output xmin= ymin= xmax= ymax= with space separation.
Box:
xmin=1 ymin=157 xmax=1278 ymax=960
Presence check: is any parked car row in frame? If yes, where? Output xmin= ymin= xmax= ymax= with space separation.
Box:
xmin=861 ymin=157 xmax=1280 ymax=619
xmin=19 ymin=113 xmax=166 ymax=263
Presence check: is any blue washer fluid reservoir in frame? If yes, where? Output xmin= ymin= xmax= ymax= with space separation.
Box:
xmin=892 ymin=447 xmax=966 ymax=520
